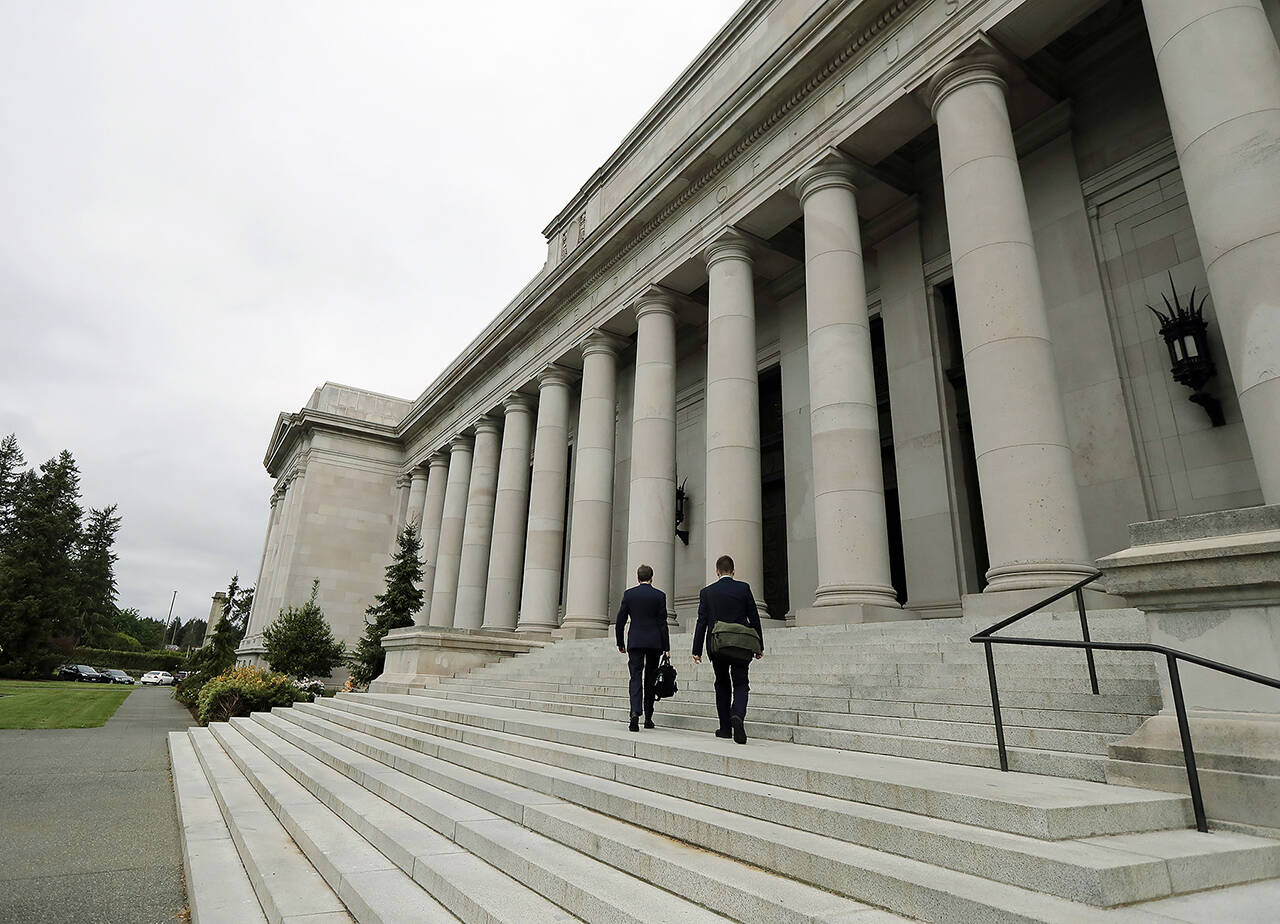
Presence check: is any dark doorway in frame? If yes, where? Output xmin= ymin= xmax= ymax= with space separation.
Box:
xmin=935 ymin=281 xmax=990 ymax=592
xmin=870 ymin=317 xmax=908 ymax=604
xmin=758 ymin=366 xmax=790 ymax=620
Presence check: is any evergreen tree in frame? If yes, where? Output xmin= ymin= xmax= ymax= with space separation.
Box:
xmin=0 ymin=433 xmax=26 ymax=544
xmin=176 ymin=576 xmax=254 ymax=706
xmin=0 ymin=451 xmax=85 ymax=676
xmin=113 ymin=606 xmax=165 ymax=650
xmin=176 ymin=618 xmax=208 ymax=649
xmin=75 ymin=504 xmax=122 ymax=647
xmin=263 ymin=579 xmax=345 ymax=679
xmin=349 ymin=523 xmax=423 ymax=687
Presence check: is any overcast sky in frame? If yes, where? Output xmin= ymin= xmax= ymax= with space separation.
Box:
xmin=0 ymin=0 xmax=742 ymax=631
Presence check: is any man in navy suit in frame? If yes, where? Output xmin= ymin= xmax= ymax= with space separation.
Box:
xmin=692 ymin=554 xmax=764 ymax=744
xmin=615 ymin=563 xmax=671 ymax=732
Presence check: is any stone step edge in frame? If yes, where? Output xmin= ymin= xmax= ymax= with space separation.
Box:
xmin=343 ymin=692 xmax=1193 ymax=840
xmin=185 ymin=728 xmax=355 ymax=923
xmin=253 ymin=709 xmax=895 ymax=924
xmin=167 ymin=732 xmax=268 ymax=924
xmin=224 ymin=714 xmax=731 ymax=924
xmin=272 ymin=703 xmax=1160 ymax=923
xmin=410 ymin=686 xmax=1113 ymax=779
xmin=294 ymin=701 xmax=1280 ymax=907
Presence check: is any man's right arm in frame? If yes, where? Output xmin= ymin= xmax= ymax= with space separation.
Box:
xmin=615 ymin=594 xmax=629 ymax=651
xmin=692 ymin=588 xmax=709 ymax=658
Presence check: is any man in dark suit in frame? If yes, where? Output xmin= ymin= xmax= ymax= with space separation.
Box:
xmin=692 ymin=554 xmax=764 ymax=744
xmin=615 ymin=563 xmax=670 ymax=732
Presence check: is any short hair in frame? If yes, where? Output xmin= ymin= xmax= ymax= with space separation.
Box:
xmin=715 ymin=554 xmax=735 ymax=574
xmin=636 ymin=564 xmax=654 ymax=583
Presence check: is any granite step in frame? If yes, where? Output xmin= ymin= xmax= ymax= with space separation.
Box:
xmin=344 ymin=693 xmax=1191 ymax=838
xmin=289 ymin=698 xmax=1280 ymax=910
xmin=216 ymin=716 xmax=735 ymax=924
xmin=168 ymin=732 xmax=268 ymax=924
xmin=248 ymin=709 xmax=900 ymax=923
xmin=186 ymin=726 xmax=358 ymax=924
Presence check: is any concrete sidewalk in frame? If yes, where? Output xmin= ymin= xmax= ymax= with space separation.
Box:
xmin=0 ymin=686 xmax=195 ymax=924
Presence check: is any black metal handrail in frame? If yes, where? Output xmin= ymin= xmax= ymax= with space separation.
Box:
xmin=970 ymin=572 xmax=1280 ymax=833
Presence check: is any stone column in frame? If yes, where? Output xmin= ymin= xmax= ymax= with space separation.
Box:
xmin=877 ymin=217 xmax=963 ymax=615
xmin=1141 ymin=0 xmax=1280 ymax=504
xmin=927 ymin=57 xmax=1092 ymax=592
xmin=483 ymin=394 xmax=536 ymax=631
xmin=266 ymin=469 xmax=308 ymax=618
xmin=250 ymin=490 xmax=282 ymax=602
xmin=517 ymin=367 xmax=574 ymax=634
xmin=246 ymin=488 xmax=283 ymax=632
xmin=428 ymin=435 xmax=473 ymax=627
xmin=403 ymin=467 xmax=428 ymax=531
xmin=390 ymin=473 xmax=411 ymax=552
xmin=562 ymin=332 xmax=627 ymax=638
xmin=627 ymin=288 xmax=678 ymax=623
xmin=414 ymin=453 xmax=450 ymax=627
xmin=796 ymin=160 xmax=900 ymax=610
xmin=453 ymin=416 xmax=503 ymax=629
xmin=703 ymin=231 xmax=766 ymax=610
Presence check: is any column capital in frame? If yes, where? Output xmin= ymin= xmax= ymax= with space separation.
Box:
xmin=795 ymin=150 xmax=859 ymax=204
xmin=502 ymin=392 xmax=536 ymax=414
xmin=426 ymin=450 xmax=450 ymax=470
xmin=472 ymin=414 xmax=503 ymax=436
xmin=395 ymin=472 xmax=413 ymax=489
xmin=409 ymin=466 xmax=429 ymax=484
xmin=269 ymin=489 xmax=283 ymax=506
xmin=633 ymin=285 xmax=679 ymax=321
xmin=704 ymin=227 xmax=753 ymax=270
xmin=577 ymin=329 xmax=629 ymax=358
xmin=923 ymin=51 xmax=1008 ymax=119
xmin=448 ymin=434 xmax=474 ymax=453
xmin=537 ymin=363 xmax=577 ymax=389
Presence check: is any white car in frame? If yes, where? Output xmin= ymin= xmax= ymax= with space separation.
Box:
xmin=140 ymin=670 xmax=175 ymax=686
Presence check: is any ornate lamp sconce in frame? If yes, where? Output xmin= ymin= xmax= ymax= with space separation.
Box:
xmin=1146 ymin=273 xmax=1224 ymax=427
xmin=675 ymin=477 xmax=690 ymax=546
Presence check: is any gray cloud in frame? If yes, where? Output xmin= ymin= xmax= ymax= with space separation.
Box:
xmin=0 ymin=0 xmax=741 ymax=628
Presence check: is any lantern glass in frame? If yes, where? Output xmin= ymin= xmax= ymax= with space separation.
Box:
xmin=1183 ymin=334 xmax=1199 ymax=358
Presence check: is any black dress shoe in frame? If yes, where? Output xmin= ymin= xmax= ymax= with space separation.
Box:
xmin=643 ymin=716 xmax=655 ymax=729
xmin=629 ymin=715 xmax=640 ymax=732
xmin=714 ymin=728 xmax=732 ymax=738
xmin=731 ymin=715 xmax=747 ymax=745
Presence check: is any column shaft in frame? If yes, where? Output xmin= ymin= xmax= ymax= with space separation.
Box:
xmin=627 ymin=291 xmax=678 ymax=623
xmin=1142 ymin=0 xmax=1280 ymax=503
xmin=429 ymin=437 xmax=473 ymax=627
xmin=704 ymin=233 xmax=765 ymax=609
xmin=929 ymin=59 xmax=1092 ymax=591
xmin=414 ymin=454 xmax=450 ymax=627
xmin=797 ymin=164 xmax=899 ymax=609
xmin=517 ymin=368 xmax=574 ymax=633
xmin=483 ymin=396 xmax=536 ymax=630
xmin=245 ymin=491 xmax=283 ymax=636
xmin=453 ymin=418 xmax=502 ymax=629
xmin=562 ymin=333 xmax=625 ymax=638
xmin=404 ymin=468 xmax=428 ymax=531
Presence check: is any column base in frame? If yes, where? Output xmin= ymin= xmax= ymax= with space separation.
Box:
xmin=983 ymin=561 xmax=1100 ymax=593
xmin=794 ymin=602 xmax=916 ymax=626
xmin=904 ymin=598 xmax=963 ymax=620
xmin=812 ymin=583 xmax=901 ymax=608
xmin=960 ymin=587 xmax=1126 ymax=623
xmin=554 ymin=618 xmax=610 ymax=640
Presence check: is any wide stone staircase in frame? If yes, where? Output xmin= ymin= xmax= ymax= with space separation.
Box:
xmin=172 ymin=610 xmax=1280 ymax=922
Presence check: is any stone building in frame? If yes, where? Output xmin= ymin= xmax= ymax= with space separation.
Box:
xmin=237 ymin=0 xmax=1280 ymax=685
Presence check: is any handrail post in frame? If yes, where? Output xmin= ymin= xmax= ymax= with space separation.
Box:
xmin=1167 ymin=654 xmax=1208 ymax=833
xmin=1076 ymin=588 xmax=1099 ymax=695
xmin=984 ymin=641 xmax=1008 ymax=771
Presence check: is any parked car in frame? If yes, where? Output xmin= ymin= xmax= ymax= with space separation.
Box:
xmin=175 ymin=670 xmax=193 ymax=682
xmin=140 ymin=670 xmax=175 ymax=686
xmin=98 ymin=668 xmax=136 ymax=684
xmin=57 ymin=664 xmax=106 ymax=682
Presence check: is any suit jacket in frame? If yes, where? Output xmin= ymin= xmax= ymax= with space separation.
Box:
xmin=615 ymin=583 xmax=670 ymax=651
xmin=692 ymin=576 xmax=764 ymax=658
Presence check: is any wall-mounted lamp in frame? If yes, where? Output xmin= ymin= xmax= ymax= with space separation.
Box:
xmin=1146 ymin=273 xmax=1224 ymax=427
xmin=675 ymin=477 xmax=690 ymax=546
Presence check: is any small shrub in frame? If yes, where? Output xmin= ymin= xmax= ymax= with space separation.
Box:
xmin=196 ymin=665 xmax=305 ymax=725
xmin=263 ymin=580 xmax=346 ymax=680
xmin=173 ymin=672 xmax=205 ymax=708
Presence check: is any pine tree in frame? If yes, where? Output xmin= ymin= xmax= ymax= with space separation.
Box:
xmin=0 ymin=433 xmax=26 ymax=545
xmin=348 ymin=523 xmax=423 ymax=687
xmin=263 ymin=579 xmax=346 ymax=679
xmin=0 ymin=451 xmax=85 ymax=676
xmin=75 ymin=504 xmax=122 ymax=647
xmin=177 ymin=575 xmax=254 ymax=705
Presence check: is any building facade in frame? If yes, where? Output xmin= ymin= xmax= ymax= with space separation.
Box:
xmin=237 ymin=0 xmax=1280 ymax=665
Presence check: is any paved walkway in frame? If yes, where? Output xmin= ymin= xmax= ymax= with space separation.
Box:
xmin=0 ymin=686 xmax=194 ymax=924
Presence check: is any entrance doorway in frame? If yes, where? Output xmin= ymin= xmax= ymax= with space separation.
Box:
xmin=758 ymin=366 xmax=790 ymax=620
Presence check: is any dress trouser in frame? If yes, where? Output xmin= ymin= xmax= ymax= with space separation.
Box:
xmin=627 ymin=648 xmax=662 ymax=717
xmin=710 ymin=655 xmax=750 ymax=729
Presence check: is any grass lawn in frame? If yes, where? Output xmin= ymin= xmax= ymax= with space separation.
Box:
xmin=0 ymin=679 xmax=135 ymax=729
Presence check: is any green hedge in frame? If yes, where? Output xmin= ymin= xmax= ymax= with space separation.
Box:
xmin=70 ymin=647 xmax=188 ymax=674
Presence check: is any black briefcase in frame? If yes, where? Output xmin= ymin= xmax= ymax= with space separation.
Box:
xmin=653 ymin=654 xmax=678 ymax=701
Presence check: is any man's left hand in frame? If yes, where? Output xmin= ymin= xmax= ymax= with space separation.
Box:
xmin=618 ymin=646 xmax=626 ymax=654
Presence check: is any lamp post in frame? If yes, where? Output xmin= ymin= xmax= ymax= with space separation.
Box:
xmin=164 ymin=590 xmax=178 ymax=646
